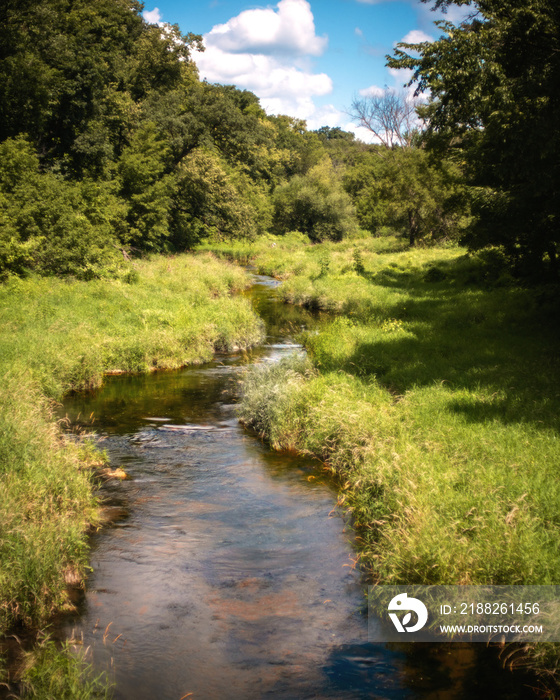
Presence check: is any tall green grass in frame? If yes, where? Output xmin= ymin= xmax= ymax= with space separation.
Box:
xmin=241 ymin=356 xmax=560 ymax=585
xmin=237 ymin=237 xmax=560 ymax=682
xmin=200 ymin=230 xmax=410 ymax=280
xmin=0 ymin=253 xmax=263 ymax=399
xmin=16 ymin=636 xmax=111 ymax=699
xmin=0 ymin=373 xmax=100 ymax=634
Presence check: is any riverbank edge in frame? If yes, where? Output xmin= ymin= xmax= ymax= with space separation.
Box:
xmin=0 ymin=254 xmax=265 ymax=697
xmin=236 ymin=356 xmax=560 ymax=694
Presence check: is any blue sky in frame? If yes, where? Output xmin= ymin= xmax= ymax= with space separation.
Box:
xmin=142 ymin=0 xmax=466 ymax=138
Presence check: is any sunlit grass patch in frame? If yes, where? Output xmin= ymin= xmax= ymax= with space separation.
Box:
xmin=0 ymin=373 xmax=100 ymax=635
xmin=239 ymin=358 xmax=560 ymax=587
xmin=0 ymin=253 xmax=264 ymax=398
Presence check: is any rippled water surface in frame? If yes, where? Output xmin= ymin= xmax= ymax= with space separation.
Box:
xmin=60 ymin=275 xmax=537 ymax=699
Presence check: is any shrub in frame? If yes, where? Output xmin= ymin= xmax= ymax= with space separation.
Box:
xmin=272 ymin=159 xmax=358 ymax=242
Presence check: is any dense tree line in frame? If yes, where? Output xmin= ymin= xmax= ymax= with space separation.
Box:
xmin=0 ymin=0 xmax=358 ymax=278
xmin=1 ymin=0 xmax=556 ymax=279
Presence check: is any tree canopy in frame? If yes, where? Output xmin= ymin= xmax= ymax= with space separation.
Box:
xmin=0 ymin=0 xmax=362 ymax=278
xmin=388 ymin=0 xmax=560 ymax=276
xmin=4 ymin=0 xmax=550 ymax=279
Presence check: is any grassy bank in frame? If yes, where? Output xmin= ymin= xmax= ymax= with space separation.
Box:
xmin=0 ymin=253 xmax=263 ymax=399
xmin=216 ymin=235 xmax=560 ymax=583
xmin=0 ymin=252 xmax=263 ymax=693
xmin=14 ymin=636 xmax=111 ymax=699
xmin=226 ymin=235 xmax=560 ymax=678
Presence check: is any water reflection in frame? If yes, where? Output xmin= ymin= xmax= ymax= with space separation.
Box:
xmin=59 ymin=277 xmax=539 ymax=699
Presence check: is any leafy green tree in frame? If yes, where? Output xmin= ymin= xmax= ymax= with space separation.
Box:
xmin=272 ymin=159 xmax=358 ymax=242
xmin=314 ymin=127 xmax=367 ymax=171
xmin=344 ymin=147 xmax=467 ymax=245
xmin=0 ymin=0 xmax=201 ymax=173
xmin=142 ymin=72 xmax=206 ymax=165
xmin=388 ymin=0 xmax=560 ymax=275
xmin=1 ymin=0 xmax=141 ymax=162
xmin=0 ymin=192 xmax=35 ymax=277
xmin=346 ymin=83 xmax=465 ymax=244
xmin=117 ymin=122 xmax=174 ymax=251
xmin=268 ymin=116 xmax=326 ymax=178
xmin=195 ymin=83 xmax=284 ymax=183
xmin=171 ymin=149 xmax=258 ymax=248
xmin=0 ymin=137 xmax=121 ymax=277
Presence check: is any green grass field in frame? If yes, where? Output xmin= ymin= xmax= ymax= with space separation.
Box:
xmin=0 ymin=253 xmax=263 ymax=399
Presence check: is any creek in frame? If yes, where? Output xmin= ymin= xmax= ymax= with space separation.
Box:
xmin=60 ymin=273 xmax=536 ymax=699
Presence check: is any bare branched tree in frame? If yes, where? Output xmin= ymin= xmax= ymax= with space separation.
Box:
xmin=350 ymin=90 xmax=420 ymax=148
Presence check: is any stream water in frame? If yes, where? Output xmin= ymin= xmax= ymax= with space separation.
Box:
xmin=60 ymin=274 xmax=538 ymax=699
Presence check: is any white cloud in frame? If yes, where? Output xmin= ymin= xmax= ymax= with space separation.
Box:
xmin=193 ymin=0 xmax=333 ymax=122
xmin=195 ymin=44 xmax=332 ymax=118
xmin=261 ymin=95 xmax=322 ymax=122
xmin=204 ymin=0 xmax=327 ymax=57
xmin=388 ymin=66 xmax=415 ymax=87
xmin=304 ymin=104 xmax=346 ymax=130
xmin=142 ymin=7 xmax=162 ymax=25
xmin=359 ymin=67 xmax=419 ymax=100
xmin=400 ymin=29 xmax=433 ymax=44
xmin=348 ymin=124 xmax=379 ymax=143
xmin=359 ymin=84 xmax=386 ymax=98
xmin=415 ymin=1 xmax=475 ymax=36
xmin=435 ymin=3 xmax=476 ymax=25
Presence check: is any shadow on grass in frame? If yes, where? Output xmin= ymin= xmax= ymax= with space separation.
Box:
xmin=313 ymin=258 xmax=560 ymax=433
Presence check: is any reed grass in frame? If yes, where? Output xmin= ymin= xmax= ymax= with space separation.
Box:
xmin=17 ymin=635 xmax=111 ymax=699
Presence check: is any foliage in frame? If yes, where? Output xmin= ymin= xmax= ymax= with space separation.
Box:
xmin=0 ymin=0 xmax=201 ymax=169
xmin=171 ymin=149 xmax=258 ymax=248
xmin=117 ymin=122 xmax=174 ymax=251
xmin=0 ymin=0 xmax=341 ymax=277
xmin=314 ymin=126 xmax=368 ymax=172
xmin=268 ymin=116 xmax=326 ymax=178
xmin=388 ymin=0 xmax=560 ymax=275
xmin=0 ymin=137 xmax=123 ymax=278
xmin=272 ymin=159 xmax=358 ymax=242
xmin=344 ymin=146 xmax=469 ymax=245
